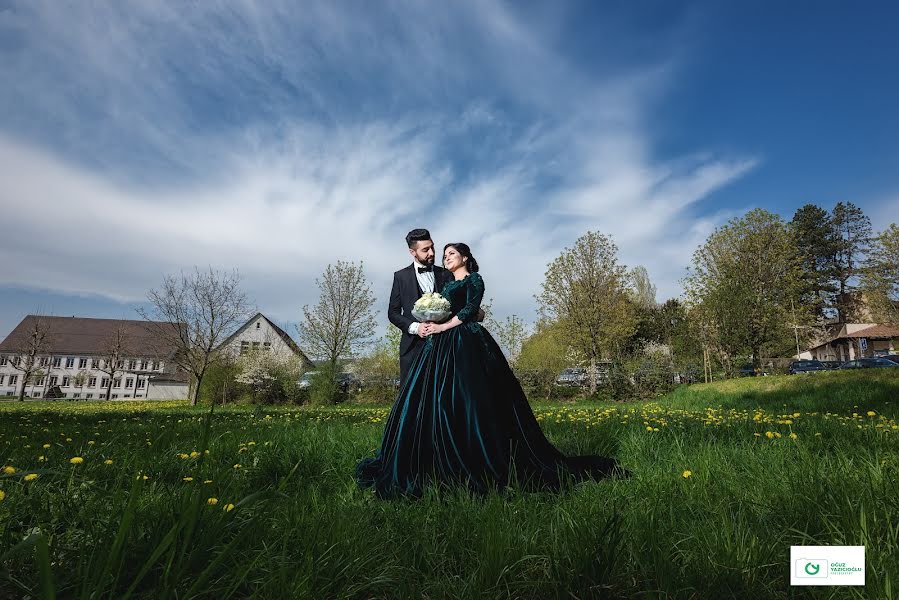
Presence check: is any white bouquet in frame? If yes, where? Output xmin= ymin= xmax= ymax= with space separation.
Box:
xmin=412 ymin=292 xmax=452 ymax=323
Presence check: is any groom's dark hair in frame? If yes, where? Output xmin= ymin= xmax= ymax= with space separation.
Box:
xmin=406 ymin=228 xmax=432 ymax=248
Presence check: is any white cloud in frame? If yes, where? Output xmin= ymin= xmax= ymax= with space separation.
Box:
xmin=0 ymin=1 xmax=759 ymax=332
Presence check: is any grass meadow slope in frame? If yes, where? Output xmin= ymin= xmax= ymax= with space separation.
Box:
xmin=1 ymin=370 xmax=897 ymax=599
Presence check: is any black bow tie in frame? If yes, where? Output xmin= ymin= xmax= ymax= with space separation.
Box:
xmin=417 ymin=266 xmax=433 ymax=273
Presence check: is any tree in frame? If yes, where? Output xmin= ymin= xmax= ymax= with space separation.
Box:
xmin=235 ymin=349 xmax=304 ymax=404
xmin=516 ymin=319 xmax=576 ymax=399
xmin=861 ymin=223 xmax=899 ymax=325
xmin=537 ymin=231 xmax=637 ymax=393
xmin=789 ymin=204 xmax=838 ymax=322
xmin=6 ymin=315 xmax=54 ymax=402
xmin=490 ymin=315 xmax=529 ymax=367
xmin=298 ymin=261 xmax=377 ymax=366
xmin=297 ymin=261 xmax=377 ymax=403
xmin=684 ymin=208 xmax=803 ymax=372
xmin=629 ymin=266 xmax=657 ymax=310
xmin=831 ymin=202 xmax=872 ymax=322
xmin=95 ymin=322 xmax=130 ymax=401
xmin=355 ymin=330 xmax=402 ymax=403
xmin=139 ymin=267 xmax=253 ymax=405
xmin=73 ymin=370 xmax=89 ymax=399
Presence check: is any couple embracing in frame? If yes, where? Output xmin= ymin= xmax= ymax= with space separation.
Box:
xmin=355 ymin=229 xmax=629 ymax=499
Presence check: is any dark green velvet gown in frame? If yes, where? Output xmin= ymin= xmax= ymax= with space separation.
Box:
xmin=356 ymin=271 xmax=628 ymax=499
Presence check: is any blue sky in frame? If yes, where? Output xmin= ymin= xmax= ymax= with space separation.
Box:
xmin=1 ymin=1 xmax=897 ymax=342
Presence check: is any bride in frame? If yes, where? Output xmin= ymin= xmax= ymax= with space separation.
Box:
xmin=356 ymin=242 xmax=629 ymax=498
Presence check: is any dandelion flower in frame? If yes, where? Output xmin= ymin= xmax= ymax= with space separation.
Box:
xmin=183 ymin=477 xmax=194 ymax=482
xmin=0 ymin=490 xmax=5 ymax=502
xmin=867 ymin=411 xmax=877 ymax=417
xmin=233 ymin=464 xmax=242 ymax=469
xmin=70 ymin=457 xmax=84 ymax=465
xmin=42 ymin=444 xmax=51 ymax=449
xmin=765 ymin=431 xmax=774 ymax=439
xmin=682 ymin=470 xmax=692 ymax=478
xmin=203 ymin=479 xmax=213 ymax=484
xmin=207 ymin=497 xmax=218 ymax=505
xmin=223 ymin=503 xmax=235 ymax=512
xmin=104 ymin=459 xmax=113 ymax=465
xmin=2 ymin=466 xmax=15 ymax=474
xmin=789 ymin=432 xmax=798 ymax=440
xmin=24 ymin=474 xmax=38 ymax=481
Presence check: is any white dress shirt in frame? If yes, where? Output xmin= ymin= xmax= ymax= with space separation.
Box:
xmin=408 ymin=260 xmax=435 ymax=335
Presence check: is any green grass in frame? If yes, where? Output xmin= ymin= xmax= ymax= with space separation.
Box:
xmin=1 ymin=371 xmax=897 ymax=599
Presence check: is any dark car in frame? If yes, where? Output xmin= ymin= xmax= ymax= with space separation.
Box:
xmin=881 ymin=354 xmax=899 ymax=365
xmin=555 ymin=368 xmax=587 ymax=387
xmin=298 ymin=371 xmax=361 ymax=392
xmin=788 ymin=360 xmax=827 ymax=374
xmin=738 ymin=363 xmax=767 ymax=377
xmin=819 ymin=360 xmax=842 ymax=370
xmin=838 ymin=358 xmax=899 ymax=369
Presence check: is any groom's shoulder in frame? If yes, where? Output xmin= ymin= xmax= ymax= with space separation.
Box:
xmin=393 ymin=264 xmax=414 ymax=278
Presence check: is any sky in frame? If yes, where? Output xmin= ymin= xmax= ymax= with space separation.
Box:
xmin=1 ymin=1 xmax=898 ymax=344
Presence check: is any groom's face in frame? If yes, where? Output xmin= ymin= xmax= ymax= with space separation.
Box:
xmin=409 ymin=240 xmax=435 ymax=266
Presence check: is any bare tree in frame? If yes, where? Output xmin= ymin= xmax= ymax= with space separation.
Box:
xmin=6 ymin=315 xmax=54 ymax=402
xmin=96 ymin=322 xmax=130 ymax=401
xmin=297 ymin=260 xmax=377 ymax=367
xmin=138 ymin=267 xmax=254 ymax=405
xmin=491 ymin=314 xmax=529 ymax=367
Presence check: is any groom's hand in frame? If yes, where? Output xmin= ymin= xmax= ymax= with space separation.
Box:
xmin=418 ymin=323 xmax=432 ymax=337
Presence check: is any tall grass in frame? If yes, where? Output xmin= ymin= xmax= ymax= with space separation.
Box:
xmin=0 ymin=370 xmax=896 ymax=598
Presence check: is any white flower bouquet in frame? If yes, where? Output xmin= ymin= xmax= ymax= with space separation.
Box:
xmin=412 ymin=292 xmax=452 ymax=323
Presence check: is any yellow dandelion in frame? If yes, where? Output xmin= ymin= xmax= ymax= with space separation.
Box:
xmin=207 ymin=497 xmax=218 ymax=505
xmin=189 ymin=451 xmax=200 ymax=458
xmin=646 ymin=426 xmax=653 ymax=432
xmin=233 ymin=464 xmax=242 ymax=469
xmin=223 ymin=503 xmax=235 ymax=512
xmin=682 ymin=470 xmax=692 ymax=478
xmin=2 ymin=466 xmax=16 ymax=474
xmin=867 ymin=411 xmax=877 ymax=417
xmin=65 ymin=437 xmax=72 ymax=442
xmin=774 ymin=432 xmax=782 ymax=438
xmin=38 ymin=456 xmax=46 ymax=462
xmin=765 ymin=431 xmax=775 ymax=439
xmin=753 ymin=433 xmax=761 ymax=437
xmin=42 ymin=444 xmax=51 ymax=449
xmin=789 ymin=432 xmax=798 ymax=440
xmin=203 ymin=479 xmax=213 ymax=484
xmin=104 ymin=459 xmax=113 ymax=465
xmin=183 ymin=477 xmax=194 ymax=482
xmin=70 ymin=457 xmax=84 ymax=465
xmin=24 ymin=473 xmax=39 ymax=481
xmin=0 ymin=490 xmax=5 ymax=502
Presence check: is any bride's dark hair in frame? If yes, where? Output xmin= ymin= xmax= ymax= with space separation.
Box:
xmin=443 ymin=242 xmax=479 ymax=272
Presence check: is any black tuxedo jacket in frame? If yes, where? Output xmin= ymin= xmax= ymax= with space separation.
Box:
xmin=388 ymin=264 xmax=453 ymax=359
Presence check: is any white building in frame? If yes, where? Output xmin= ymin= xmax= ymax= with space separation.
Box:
xmin=799 ymin=323 xmax=899 ymax=361
xmin=0 ymin=315 xmax=188 ymax=400
xmin=219 ymin=312 xmax=314 ymax=370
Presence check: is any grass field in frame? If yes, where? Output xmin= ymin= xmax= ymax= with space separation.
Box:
xmin=1 ymin=370 xmax=897 ymax=599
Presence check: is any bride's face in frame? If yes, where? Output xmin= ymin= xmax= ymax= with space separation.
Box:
xmin=443 ymin=246 xmax=467 ymax=271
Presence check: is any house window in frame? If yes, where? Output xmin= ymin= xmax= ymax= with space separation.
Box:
xmin=88 ymin=377 xmax=97 ymax=387
xmin=73 ymin=393 xmax=81 ymax=399
xmin=62 ymin=376 xmax=70 ymax=387
xmin=125 ymin=378 xmax=134 ymax=388
xmin=252 ymin=342 xmax=260 ymax=349
xmin=153 ymin=361 xmax=161 ymax=371
xmin=86 ymin=393 xmax=94 ymax=399
xmin=13 ymin=357 xmax=21 ymax=367
xmin=116 ymin=360 xmax=124 ymax=369
xmin=9 ymin=375 xmax=18 ymax=385
xmin=52 ymin=357 xmax=61 ymax=367
xmin=139 ymin=360 xmax=147 ymax=370
xmin=263 ymin=342 xmax=272 ymax=351
xmin=256 ymin=322 xmax=260 ymax=329
xmin=240 ymin=341 xmax=250 ymax=355
xmin=113 ymin=378 xmax=121 ymax=388
xmin=78 ymin=358 xmax=88 ymax=368
xmin=33 ymin=391 xmax=41 ymax=398
xmin=101 ymin=377 xmax=110 ymax=388
xmin=91 ymin=358 xmax=99 ymax=369
xmin=49 ymin=376 xmax=58 ymax=386
xmin=39 ymin=357 xmax=49 ymax=366
xmin=36 ymin=376 xmax=45 ymax=386
xmin=111 ymin=394 xmax=118 ymax=399
xmin=65 ymin=357 xmax=74 ymax=368
xmin=136 ymin=378 xmax=145 ymax=389
xmin=124 ymin=394 xmax=131 ymax=398
xmin=128 ymin=360 xmax=137 ymax=370
xmin=0 ymin=355 xmax=6 ymax=365
xmin=0 ymin=375 xmax=4 ymax=385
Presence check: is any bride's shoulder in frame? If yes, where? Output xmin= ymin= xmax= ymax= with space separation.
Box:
xmin=467 ymin=271 xmax=484 ymax=285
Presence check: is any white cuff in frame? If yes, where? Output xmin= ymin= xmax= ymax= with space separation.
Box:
xmin=408 ymin=322 xmax=420 ymax=335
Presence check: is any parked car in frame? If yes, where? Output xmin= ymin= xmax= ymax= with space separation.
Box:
xmin=819 ymin=360 xmax=843 ymax=370
xmin=838 ymin=358 xmax=899 ymax=369
xmin=298 ymin=371 xmax=361 ymax=392
xmin=738 ymin=363 xmax=768 ymax=377
xmin=555 ymin=368 xmax=587 ymax=387
xmin=788 ymin=360 xmax=827 ymax=374
xmin=881 ymin=354 xmax=899 ymax=365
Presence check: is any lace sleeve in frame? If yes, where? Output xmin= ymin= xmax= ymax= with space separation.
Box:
xmin=455 ymin=272 xmax=485 ymax=323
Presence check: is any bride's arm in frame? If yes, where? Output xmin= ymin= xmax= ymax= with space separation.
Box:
xmin=432 ymin=273 xmax=484 ymax=334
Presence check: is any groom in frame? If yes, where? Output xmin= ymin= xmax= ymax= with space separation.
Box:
xmin=388 ymin=228 xmax=484 ymax=386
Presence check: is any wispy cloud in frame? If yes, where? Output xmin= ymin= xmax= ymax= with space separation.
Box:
xmin=0 ymin=1 xmax=758 ymax=330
